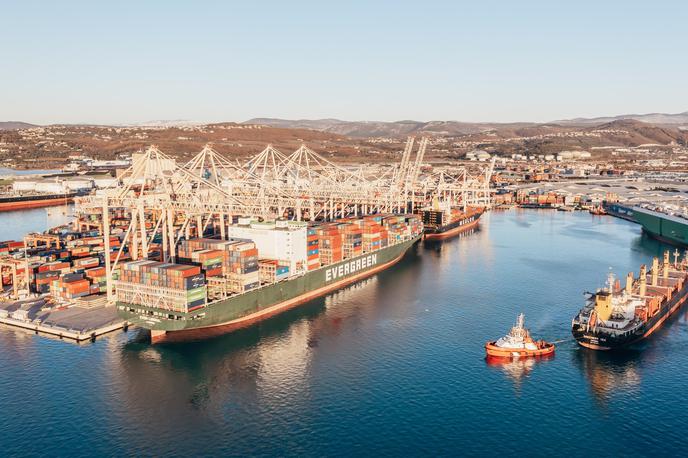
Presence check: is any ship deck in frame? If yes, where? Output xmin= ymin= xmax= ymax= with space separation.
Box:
xmin=633 ymin=206 xmax=688 ymax=226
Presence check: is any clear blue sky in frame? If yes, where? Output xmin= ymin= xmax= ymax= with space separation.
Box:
xmin=1 ymin=0 xmax=686 ymax=124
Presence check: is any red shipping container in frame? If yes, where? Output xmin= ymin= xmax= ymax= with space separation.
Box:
xmin=86 ymin=267 xmax=106 ymax=278
xmin=205 ymin=267 xmax=223 ymax=277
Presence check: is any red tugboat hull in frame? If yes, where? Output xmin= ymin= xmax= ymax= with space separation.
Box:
xmin=485 ymin=341 xmax=555 ymax=358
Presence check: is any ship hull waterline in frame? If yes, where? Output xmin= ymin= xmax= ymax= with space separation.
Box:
xmin=119 ymin=236 xmax=420 ymax=344
xmin=424 ymin=210 xmax=483 ymax=241
xmin=0 ymin=196 xmax=75 ymax=212
xmin=642 ymin=229 xmax=688 ymax=248
xmin=632 ymin=206 xmax=688 ymax=248
xmin=484 ymin=342 xmax=555 ymax=359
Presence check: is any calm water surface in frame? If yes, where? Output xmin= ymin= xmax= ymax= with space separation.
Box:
xmin=0 ymin=206 xmax=73 ymax=240
xmin=0 ymin=168 xmax=61 ymax=176
xmin=1 ymin=209 xmax=686 ymax=457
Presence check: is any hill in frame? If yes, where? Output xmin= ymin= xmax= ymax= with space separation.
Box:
xmin=247 ymin=111 xmax=688 ymax=138
xmin=0 ymin=122 xmax=400 ymax=169
xmin=0 ymin=121 xmax=38 ymax=130
xmin=457 ymin=119 xmax=688 ymax=157
xmin=555 ymin=111 xmax=688 ymax=126
xmin=1 ymin=116 xmax=686 ymax=169
xmin=246 ymin=117 xmax=687 ymax=159
xmin=245 ymin=118 xmax=536 ymax=138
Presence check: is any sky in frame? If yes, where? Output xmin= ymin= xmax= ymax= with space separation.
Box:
xmin=1 ymin=0 xmax=687 ymax=125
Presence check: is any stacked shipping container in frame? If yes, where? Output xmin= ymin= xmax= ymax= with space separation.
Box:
xmin=259 ymin=259 xmax=290 ymax=284
xmin=85 ymin=267 xmax=108 ymax=294
xmin=51 ymin=272 xmax=91 ymax=300
xmin=316 ymin=224 xmax=343 ymax=265
xmin=177 ymin=238 xmax=260 ymax=294
xmin=306 ymin=227 xmax=320 ymax=271
xmin=116 ymin=260 xmax=206 ymax=313
xmin=341 ymin=224 xmax=363 ymax=259
xmin=226 ymin=243 xmax=260 ymax=293
xmin=34 ymin=261 xmax=70 ymax=293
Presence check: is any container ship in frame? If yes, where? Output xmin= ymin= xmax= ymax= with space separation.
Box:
xmin=422 ymin=198 xmax=483 ymax=241
xmin=571 ymin=251 xmax=688 ymax=350
xmin=0 ymin=192 xmax=80 ymax=212
xmin=116 ymin=214 xmax=423 ymax=343
xmin=632 ymin=206 xmax=688 ymax=247
xmin=602 ymin=201 xmax=636 ymax=223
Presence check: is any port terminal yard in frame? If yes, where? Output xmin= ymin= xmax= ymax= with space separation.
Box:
xmin=0 ymin=296 xmax=126 ymax=342
xmin=0 ymin=138 xmax=494 ymax=343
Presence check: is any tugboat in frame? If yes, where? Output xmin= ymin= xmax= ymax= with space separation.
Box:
xmin=589 ymin=204 xmax=607 ymax=216
xmin=485 ymin=313 xmax=555 ymax=358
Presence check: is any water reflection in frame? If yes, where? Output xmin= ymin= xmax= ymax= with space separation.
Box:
xmin=573 ymin=348 xmax=641 ymax=408
xmin=486 ymin=355 xmax=554 ymax=392
xmin=0 ymin=205 xmax=73 ymax=240
xmin=5 ymin=208 xmax=688 ymax=456
xmin=108 ymin=250 xmax=425 ymax=450
xmin=422 ymin=227 xmax=481 ymax=253
xmin=630 ymin=231 xmax=674 ymax=259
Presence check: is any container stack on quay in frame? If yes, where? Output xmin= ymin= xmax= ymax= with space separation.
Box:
xmin=34 ymin=262 xmax=70 ymax=293
xmin=0 ymin=241 xmax=25 ymax=256
xmin=1 ymin=228 xmax=127 ymax=297
xmin=51 ymin=273 xmax=91 ymax=300
xmin=72 ymin=256 xmax=100 ymax=270
xmin=492 ymin=189 xmax=583 ymax=208
xmin=85 ymin=267 xmax=108 ymax=294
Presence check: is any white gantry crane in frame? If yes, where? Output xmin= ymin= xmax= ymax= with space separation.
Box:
xmin=74 ymin=140 xmax=495 ymax=302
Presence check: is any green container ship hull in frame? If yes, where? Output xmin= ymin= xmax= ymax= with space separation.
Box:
xmin=118 ymin=235 xmax=420 ymax=343
xmin=633 ymin=207 xmax=688 ymax=247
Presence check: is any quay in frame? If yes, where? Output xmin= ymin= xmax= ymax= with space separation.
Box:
xmin=0 ymin=296 xmax=127 ymax=342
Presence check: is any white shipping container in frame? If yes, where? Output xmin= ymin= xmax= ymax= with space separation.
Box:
xmin=92 ymin=176 xmax=118 ymax=188
xmin=35 ymin=181 xmax=66 ymax=194
xmin=63 ymin=179 xmax=94 ymax=191
xmin=12 ymin=180 xmax=37 ymax=192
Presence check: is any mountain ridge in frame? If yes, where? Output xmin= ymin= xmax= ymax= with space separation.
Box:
xmin=0 ymin=121 xmax=38 ymax=130
xmin=245 ymin=111 xmax=688 ymax=138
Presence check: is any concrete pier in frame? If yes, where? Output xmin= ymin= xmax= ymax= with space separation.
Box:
xmin=0 ymin=298 xmax=127 ymax=342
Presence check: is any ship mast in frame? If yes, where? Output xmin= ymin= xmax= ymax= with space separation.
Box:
xmin=606 ymin=269 xmax=615 ymax=294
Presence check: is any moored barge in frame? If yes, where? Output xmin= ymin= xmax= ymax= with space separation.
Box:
xmin=0 ymin=192 xmax=79 ymax=212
